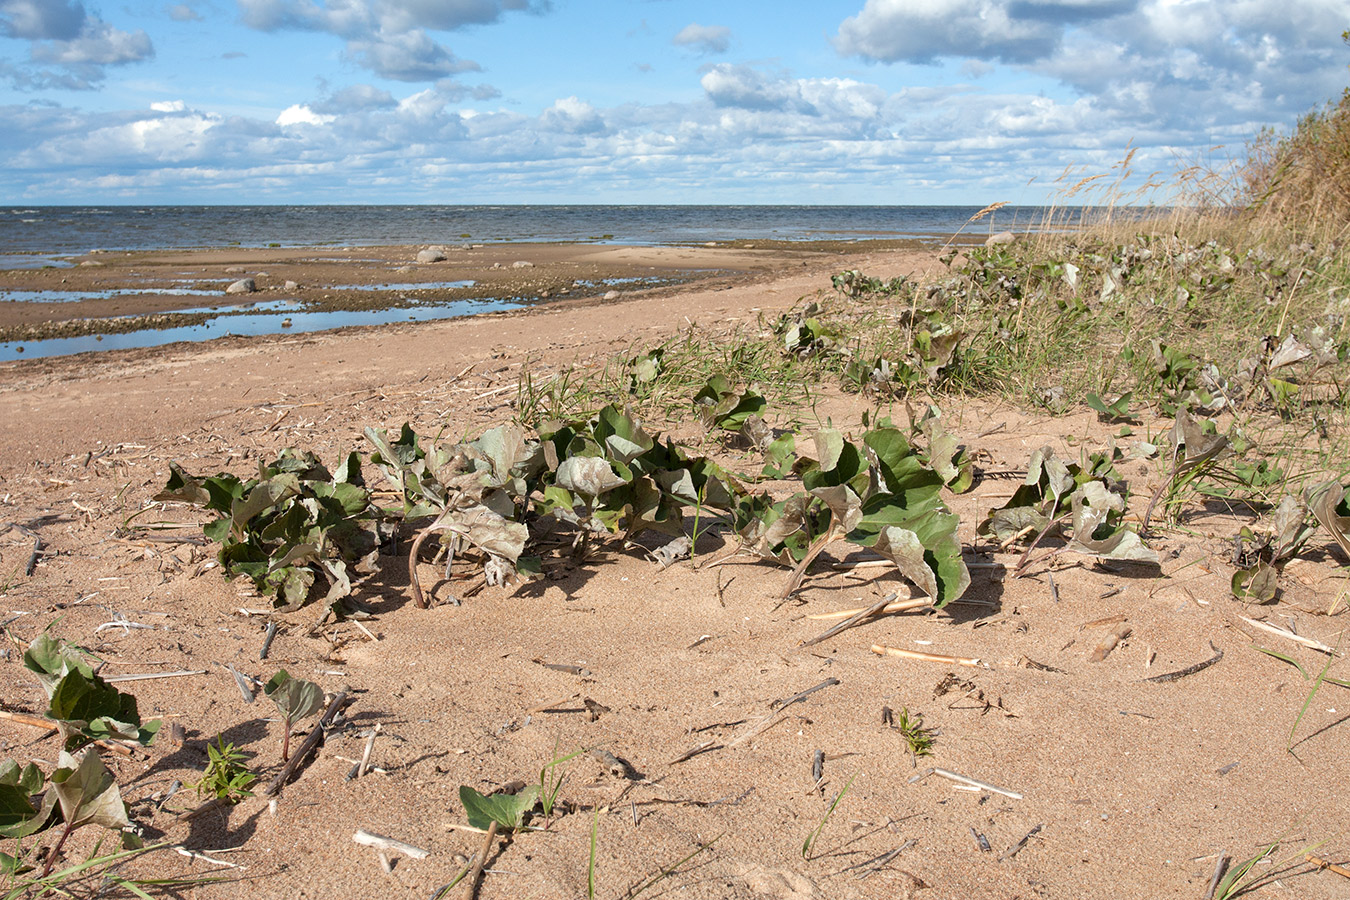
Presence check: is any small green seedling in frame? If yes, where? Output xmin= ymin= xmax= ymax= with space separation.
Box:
xmin=190 ymin=737 xmax=256 ymax=804
xmin=895 ymin=707 xmax=936 ymax=758
xmin=538 ymin=744 xmax=586 ymax=826
xmin=801 ymin=770 xmax=858 ymax=860
xmin=263 ymin=670 xmax=325 ymax=762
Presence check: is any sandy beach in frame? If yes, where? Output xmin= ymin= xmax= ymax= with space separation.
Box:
xmin=1 ymin=240 xmax=1347 ymax=900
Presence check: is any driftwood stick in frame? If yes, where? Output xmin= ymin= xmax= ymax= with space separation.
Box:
xmin=771 ymin=677 xmax=841 ymax=710
xmin=1239 ymin=616 xmax=1337 ymax=655
xmin=806 ymin=597 xmax=933 ymax=620
xmin=908 ymin=766 xmax=1022 ymax=800
xmin=263 ymin=690 xmax=349 ymax=797
xmin=1203 ymin=854 xmax=1230 ymax=900
xmin=871 ymin=644 xmax=987 ymax=668
xmin=729 ymin=678 xmax=840 ymax=748
xmin=102 ymin=670 xmax=207 ymax=683
xmin=358 ymin=723 xmax=381 ymax=778
xmin=1306 ymin=854 xmax=1350 ymax=879
xmin=1140 ymin=642 xmax=1224 ymax=683
xmin=799 ymin=593 xmax=899 ymax=649
xmin=462 ymin=820 xmax=499 ymax=900
xmin=352 ymin=828 xmax=429 ymax=859
xmin=998 ymin=823 xmax=1043 ymax=861
xmin=259 ymin=621 xmax=278 ymax=660
xmin=779 ymin=528 xmax=842 ymax=601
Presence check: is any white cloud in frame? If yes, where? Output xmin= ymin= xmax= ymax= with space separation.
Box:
xmin=151 ymin=99 xmax=186 ymax=112
xmin=540 ymin=96 xmax=606 ymax=134
xmin=0 ymin=0 xmax=86 ymax=40
xmin=276 ymin=104 xmax=334 ymax=127
xmin=234 ymin=0 xmax=540 ymax=82
xmin=673 ymin=23 xmax=731 ymax=55
xmin=0 ymin=0 xmax=153 ymax=88
xmin=835 ymin=0 xmax=1075 ymax=65
xmin=345 ymin=28 xmax=480 ymax=82
xmin=167 ymin=3 xmax=202 ymax=22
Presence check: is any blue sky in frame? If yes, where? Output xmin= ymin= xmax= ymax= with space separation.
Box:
xmin=1 ymin=0 xmax=1346 ymax=204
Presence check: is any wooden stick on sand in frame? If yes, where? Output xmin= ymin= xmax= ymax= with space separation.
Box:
xmin=870 ymin=644 xmax=987 ymax=669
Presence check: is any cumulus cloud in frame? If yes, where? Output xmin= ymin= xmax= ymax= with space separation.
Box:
xmin=834 ymin=0 xmax=1348 ymax=136
xmin=166 ymin=3 xmax=201 ymax=22
xmin=345 ymin=29 xmax=480 ymax=82
xmin=277 ymin=104 xmax=335 ymax=127
xmin=0 ymin=0 xmax=86 ymax=39
xmin=0 ymin=0 xmax=153 ymax=88
xmin=235 ymin=0 xmax=542 ymax=81
xmin=673 ymin=23 xmax=730 ymax=55
xmin=313 ymin=83 xmax=398 ymax=115
xmin=540 ymin=96 xmax=607 ymax=134
xmin=835 ymin=0 xmax=1080 ymax=64
xmin=701 ymin=64 xmax=812 ymax=112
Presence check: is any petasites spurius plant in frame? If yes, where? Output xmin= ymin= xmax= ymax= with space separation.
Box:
xmin=157 ymin=449 xmax=388 ymax=617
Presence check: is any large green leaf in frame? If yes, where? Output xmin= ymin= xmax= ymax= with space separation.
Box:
xmin=47 ymin=669 xmax=158 ymax=750
xmin=0 ymin=762 xmax=58 ymax=840
xmin=22 ymin=633 xmax=95 ymax=699
xmin=50 ymin=750 xmax=130 ymax=833
xmin=263 ymin=670 xmax=325 ymax=726
xmin=459 ymin=784 xmax=541 ymax=832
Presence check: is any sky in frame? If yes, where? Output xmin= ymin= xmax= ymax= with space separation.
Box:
xmin=0 ymin=0 xmax=1347 ymax=205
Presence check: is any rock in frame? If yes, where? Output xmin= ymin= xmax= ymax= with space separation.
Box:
xmin=603 ymin=290 xmax=620 ymax=300
xmin=394 ymin=265 xmax=414 ymax=273
xmin=986 ymin=231 xmax=1016 ymax=246
xmin=283 ymin=280 xmax=299 ymax=291
xmin=512 ymin=260 xmax=534 ymax=269
xmin=225 ymin=266 xmax=246 ymax=274
xmin=78 ymin=260 xmax=103 ymax=267
xmin=416 ymin=247 xmax=447 ymax=263
xmin=226 ymin=278 xmax=256 ymax=294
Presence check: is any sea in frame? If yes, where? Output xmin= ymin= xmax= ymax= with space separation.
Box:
xmin=0 ymin=205 xmax=1062 ymax=361
xmin=0 ymin=205 xmax=1059 ymax=263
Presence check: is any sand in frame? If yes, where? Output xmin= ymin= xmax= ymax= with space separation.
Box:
xmin=1 ymin=241 xmax=1347 ymax=900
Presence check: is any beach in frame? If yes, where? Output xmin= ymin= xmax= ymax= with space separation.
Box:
xmin=1 ymin=237 xmax=1347 ymax=900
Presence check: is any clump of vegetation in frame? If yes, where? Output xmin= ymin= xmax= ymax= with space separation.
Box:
xmin=189 ymin=737 xmax=257 ymax=805
xmin=156 ymin=450 xmax=387 ymax=619
xmin=894 ymin=707 xmax=936 ymax=758
xmin=2 ymin=635 xmax=165 ymax=887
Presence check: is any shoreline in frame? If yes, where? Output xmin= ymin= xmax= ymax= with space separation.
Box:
xmin=0 ymin=236 xmax=975 ymax=360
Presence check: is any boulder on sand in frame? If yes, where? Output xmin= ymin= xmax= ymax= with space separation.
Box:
xmin=416 ymin=247 xmax=447 ymax=263
xmin=226 ymin=278 xmax=256 ymax=294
